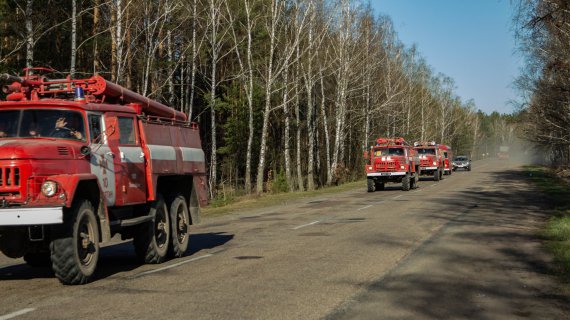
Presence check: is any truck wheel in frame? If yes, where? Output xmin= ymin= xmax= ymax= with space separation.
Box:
xmin=367 ymin=179 xmax=375 ymax=192
xmin=168 ymin=194 xmax=190 ymax=258
xmin=375 ymin=181 xmax=385 ymax=191
xmin=134 ymin=194 xmax=170 ymax=264
xmin=50 ymin=200 xmax=99 ymax=285
xmin=433 ymin=169 xmax=440 ymax=181
xmin=412 ymin=172 xmax=419 ymax=189
xmin=24 ymin=251 xmax=51 ymax=268
xmin=402 ymin=174 xmax=411 ymax=191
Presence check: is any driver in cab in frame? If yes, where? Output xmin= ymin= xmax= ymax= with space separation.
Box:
xmin=52 ymin=117 xmax=83 ymax=140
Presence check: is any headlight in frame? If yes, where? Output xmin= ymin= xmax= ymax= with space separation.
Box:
xmin=41 ymin=181 xmax=58 ymax=197
xmin=433 ymin=161 xmax=437 ymax=166
xmin=368 ymin=166 xmax=373 ymax=170
xmin=400 ymin=165 xmax=405 ymax=169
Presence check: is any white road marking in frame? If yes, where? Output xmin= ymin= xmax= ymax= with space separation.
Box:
xmin=132 ymin=254 xmax=213 ymax=278
xmin=292 ymin=221 xmax=320 ymax=230
xmin=393 ymin=195 xmax=403 ymax=199
xmin=357 ymin=205 xmax=372 ymax=211
xmin=0 ymin=308 xmax=36 ymax=320
xmin=427 ymin=184 xmax=436 ymax=188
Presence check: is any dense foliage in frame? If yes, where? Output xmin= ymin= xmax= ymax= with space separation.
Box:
xmin=514 ymin=0 xmax=570 ymax=166
xmin=0 ymin=0 xmax=509 ymax=196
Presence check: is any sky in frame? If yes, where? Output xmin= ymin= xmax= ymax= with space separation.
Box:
xmin=372 ymin=0 xmax=521 ymax=115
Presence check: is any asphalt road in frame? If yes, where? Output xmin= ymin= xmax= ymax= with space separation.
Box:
xmin=0 ymin=159 xmax=569 ymax=320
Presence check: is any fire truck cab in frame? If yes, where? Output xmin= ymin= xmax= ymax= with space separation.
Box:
xmin=365 ymin=138 xmax=420 ymax=192
xmin=414 ymin=141 xmax=445 ymax=181
xmin=0 ymin=68 xmax=208 ymax=284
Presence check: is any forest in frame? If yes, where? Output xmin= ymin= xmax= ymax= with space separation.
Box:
xmin=0 ymin=0 xmax=520 ymax=198
xmin=514 ymin=0 xmax=570 ymax=167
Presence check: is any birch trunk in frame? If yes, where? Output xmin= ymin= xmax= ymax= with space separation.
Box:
xmin=320 ymin=68 xmax=332 ymax=186
xmin=256 ymin=0 xmax=279 ymax=194
xmin=25 ymin=0 xmax=33 ymax=69
xmin=93 ymin=0 xmax=100 ymax=73
xmin=70 ymin=0 xmax=77 ymax=78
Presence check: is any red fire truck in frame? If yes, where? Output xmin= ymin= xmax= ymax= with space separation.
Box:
xmin=365 ymin=138 xmax=420 ymax=192
xmin=414 ymin=141 xmax=445 ymax=181
xmin=0 ymin=68 xmax=208 ymax=284
xmin=439 ymin=144 xmax=453 ymax=175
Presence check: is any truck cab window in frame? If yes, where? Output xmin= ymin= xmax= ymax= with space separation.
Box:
xmin=88 ymin=114 xmax=103 ymax=143
xmin=118 ymin=117 xmax=136 ymax=145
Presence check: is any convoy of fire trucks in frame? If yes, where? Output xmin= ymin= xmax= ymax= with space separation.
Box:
xmin=0 ymin=68 xmax=208 ymax=284
xmin=365 ymin=138 xmax=459 ymax=192
xmin=0 ymin=68 xmax=472 ymax=285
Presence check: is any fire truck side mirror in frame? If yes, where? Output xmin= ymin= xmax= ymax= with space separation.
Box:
xmin=80 ymin=145 xmax=91 ymax=156
xmin=105 ymin=117 xmax=118 ymax=141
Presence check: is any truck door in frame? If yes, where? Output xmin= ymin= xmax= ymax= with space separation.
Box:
xmin=105 ymin=113 xmax=147 ymax=206
xmin=88 ymin=113 xmax=116 ymax=206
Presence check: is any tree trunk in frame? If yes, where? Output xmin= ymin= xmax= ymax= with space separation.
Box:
xmin=25 ymin=0 xmax=33 ymax=69
xmin=70 ymin=0 xmax=77 ymax=78
xmin=256 ymin=0 xmax=278 ymax=194
xmin=93 ymin=0 xmax=100 ymax=73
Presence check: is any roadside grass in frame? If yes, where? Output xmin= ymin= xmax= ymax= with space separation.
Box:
xmin=202 ymin=180 xmax=364 ymax=218
xmin=525 ymin=165 xmax=570 ymax=281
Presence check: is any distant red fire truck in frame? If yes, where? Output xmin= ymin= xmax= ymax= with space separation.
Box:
xmin=365 ymin=137 xmax=420 ymax=192
xmin=439 ymin=144 xmax=453 ymax=175
xmin=0 ymin=68 xmax=208 ymax=284
xmin=414 ymin=141 xmax=446 ymax=181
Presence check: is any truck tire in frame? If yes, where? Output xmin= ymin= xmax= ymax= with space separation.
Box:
xmin=367 ymin=179 xmax=375 ymax=192
xmin=168 ymin=194 xmax=190 ymax=258
xmin=134 ymin=194 xmax=170 ymax=264
xmin=375 ymin=181 xmax=385 ymax=191
xmin=439 ymin=168 xmax=444 ymax=180
xmin=50 ymin=200 xmax=99 ymax=285
xmin=433 ymin=169 xmax=440 ymax=181
xmin=412 ymin=172 xmax=419 ymax=189
xmin=402 ymin=174 xmax=411 ymax=191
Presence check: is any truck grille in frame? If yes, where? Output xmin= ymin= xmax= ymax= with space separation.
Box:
xmin=0 ymin=167 xmax=20 ymax=187
xmin=376 ymin=161 xmax=397 ymax=170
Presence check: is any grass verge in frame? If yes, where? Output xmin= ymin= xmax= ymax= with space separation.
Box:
xmin=202 ymin=180 xmax=364 ymax=218
xmin=525 ymin=165 xmax=570 ymax=280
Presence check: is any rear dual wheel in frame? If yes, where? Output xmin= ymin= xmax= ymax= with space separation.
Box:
xmin=134 ymin=194 xmax=171 ymax=264
xmin=168 ymin=194 xmax=190 ymax=258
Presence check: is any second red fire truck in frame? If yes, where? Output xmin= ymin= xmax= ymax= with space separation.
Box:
xmin=414 ymin=141 xmax=446 ymax=181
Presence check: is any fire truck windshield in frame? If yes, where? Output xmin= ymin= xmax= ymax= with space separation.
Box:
xmin=416 ymin=148 xmax=436 ymax=155
xmin=0 ymin=109 xmax=86 ymax=141
xmin=374 ymin=148 xmax=405 ymax=157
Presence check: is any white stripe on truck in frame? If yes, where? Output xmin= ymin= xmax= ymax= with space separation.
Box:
xmin=180 ymin=147 xmax=205 ymax=162
xmin=147 ymin=145 xmax=176 ymax=161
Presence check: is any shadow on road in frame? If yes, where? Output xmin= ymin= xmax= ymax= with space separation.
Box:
xmin=0 ymin=232 xmax=234 ymax=282
xmin=332 ymin=168 xmax=570 ymax=319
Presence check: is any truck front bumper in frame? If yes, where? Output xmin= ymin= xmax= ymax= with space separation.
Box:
xmin=367 ymin=172 xmax=407 ymax=177
xmin=420 ymin=166 xmax=438 ymax=171
xmin=0 ymin=207 xmax=63 ymax=226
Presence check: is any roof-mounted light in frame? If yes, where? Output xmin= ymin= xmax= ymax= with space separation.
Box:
xmin=74 ymin=87 xmax=85 ymax=102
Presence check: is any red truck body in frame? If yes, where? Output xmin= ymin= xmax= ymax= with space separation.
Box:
xmin=0 ymin=68 xmax=208 ymax=284
xmin=365 ymin=137 xmax=420 ymax=191
xmin=414 ymin=141 xmax=446 ymax=181
xmin=438 ymin=144 xmax=453 ymax=175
